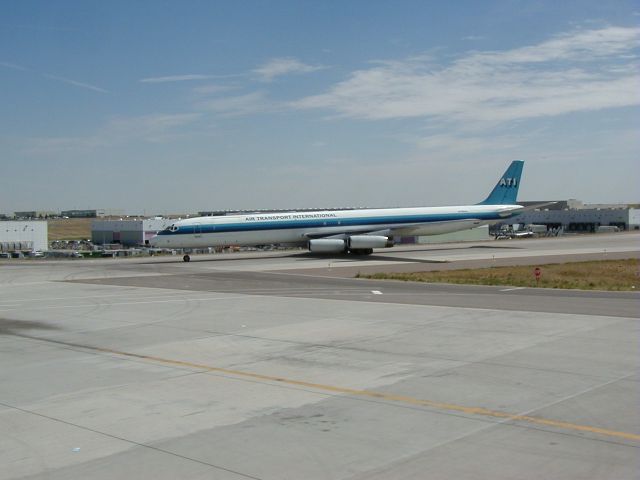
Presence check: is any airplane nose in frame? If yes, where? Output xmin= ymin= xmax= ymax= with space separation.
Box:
xmin=148 ymin=235 xmax=161 ymax=247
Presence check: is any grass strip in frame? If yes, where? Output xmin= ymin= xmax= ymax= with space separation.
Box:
xmin=357 ymin=259 xmax=639 ymax=291
xmin=48 ymin=218 xmax=93 ymax=241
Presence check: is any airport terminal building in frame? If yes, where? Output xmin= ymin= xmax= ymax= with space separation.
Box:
xmin=497 ymin=200 xmax=639 ymax=233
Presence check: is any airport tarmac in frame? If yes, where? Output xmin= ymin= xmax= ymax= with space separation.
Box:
xmin=1 ymin=233 xmax=638 ymax=479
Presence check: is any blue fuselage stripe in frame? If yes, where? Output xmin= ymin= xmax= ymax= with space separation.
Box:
xmin=158 ymin=211 xmax=508 ymax=236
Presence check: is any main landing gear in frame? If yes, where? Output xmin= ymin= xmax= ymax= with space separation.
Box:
xmin=349 ymin=248 xmax=374 ymax=255
xmin=183 ymin=254 xmax=191 ymax=262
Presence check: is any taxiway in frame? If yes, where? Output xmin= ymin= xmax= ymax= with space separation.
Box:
xmin=0 ymin=233 xmax=638 ymax=479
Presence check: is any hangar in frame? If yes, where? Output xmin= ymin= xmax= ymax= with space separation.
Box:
xmin=91 ymin=218 xmax=175 ymax=247
xmin=0 ymin=221 xmax=48 ymax=253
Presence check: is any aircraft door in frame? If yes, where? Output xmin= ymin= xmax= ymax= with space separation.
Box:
xmin=194 ymin=223 xmax=202 ymax=238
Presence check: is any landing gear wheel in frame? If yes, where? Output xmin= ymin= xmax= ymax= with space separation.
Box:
xmin=183 ymin=254 xmax=191 ymax=262
xmin=349 ymin=248 xmax=373 ymax=255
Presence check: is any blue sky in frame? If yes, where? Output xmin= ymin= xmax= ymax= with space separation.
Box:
xmin=1 ymin=1 xmax=639 ymax=214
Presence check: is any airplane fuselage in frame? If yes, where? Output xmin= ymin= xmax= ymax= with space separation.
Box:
xmin=150 ymin=204 xmax=523 ymax=249
xmin=150 ymin=161 xmax=526 ymax=260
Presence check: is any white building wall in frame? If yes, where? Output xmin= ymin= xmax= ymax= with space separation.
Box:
xmin=0 ymin=221 xmax=48 ymax=251
xmin=629 ymin=209 xmax=640 ymax=229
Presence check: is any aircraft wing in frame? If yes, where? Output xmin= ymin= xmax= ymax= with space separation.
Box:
xmin=303 ymin=226 xmax=393 ymax=240
xmin=302 ymin=217 xmax=485 ymax=240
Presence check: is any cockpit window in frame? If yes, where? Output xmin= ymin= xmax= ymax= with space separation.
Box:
xmin=168 ymin=224 xmax=179 ymax=232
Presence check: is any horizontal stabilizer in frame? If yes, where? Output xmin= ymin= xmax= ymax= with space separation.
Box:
xmin=517 ymin=201 xmax=557 ymax=212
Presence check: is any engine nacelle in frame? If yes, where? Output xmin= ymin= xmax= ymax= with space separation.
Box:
xmin=348 ymin=235 xmax=391 ymax=249
xmin=308 ymin=238 xmax=346 ymax=252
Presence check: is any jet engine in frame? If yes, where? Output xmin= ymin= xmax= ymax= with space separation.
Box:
xmin=308 ymin=238 xmax=347 ymax=253
xmin=347 ymin=235 xmax=391 ymax=249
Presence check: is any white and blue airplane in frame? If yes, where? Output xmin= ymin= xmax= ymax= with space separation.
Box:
xmin=150 ymin=161 xmax=525 ymax=261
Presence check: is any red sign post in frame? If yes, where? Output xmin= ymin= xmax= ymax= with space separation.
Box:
xmin=534 ymin=267 xmax=542 ymax=286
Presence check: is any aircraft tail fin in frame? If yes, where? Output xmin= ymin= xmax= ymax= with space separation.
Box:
xmin=478 ymin=160 xmax=524 ymax=205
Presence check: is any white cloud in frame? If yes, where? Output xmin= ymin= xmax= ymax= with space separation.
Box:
xmin=105 ymin=113 xmax=202 ymax=138
xmin=139 ymin=74 xmax=243 ymax=83
xmin=473 ymin=26 xmax=639 ymax=64
xmin=43 ymin=74 xmax=109 ymax=93
xmin=191 ymin=84 xmax=239 ymax=95
xmin=1 ymin=63 xmax=109 ymax=93
xmin=253 ymin=57 xmax=326 ymax=81
xmin=23 ymin=113 xmax=202 ymax=154
xmin=198 ymin=91 xmax=278 ymax=116
xmin=140 ymin=74 xmax=213 ymax=83
xmin=0 ymin=61 xmax=26 ymax=70
xmin=293 ymin=26 xmax=640 ymax=125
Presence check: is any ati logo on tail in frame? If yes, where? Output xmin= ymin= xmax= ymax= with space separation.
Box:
xmin=499 ymin=177 xmax=518 ymax=187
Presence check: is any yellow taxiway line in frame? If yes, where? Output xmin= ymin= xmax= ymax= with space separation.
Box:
xmin=87 ymin=345 xmax=640 ymax=443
